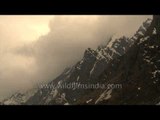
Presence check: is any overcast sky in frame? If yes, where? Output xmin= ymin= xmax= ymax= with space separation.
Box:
xmin=0 ymin=15 xmax=152 ymax=100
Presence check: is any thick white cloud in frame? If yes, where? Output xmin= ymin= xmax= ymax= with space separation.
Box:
xmin=0 ymin=15 xmax=152 ymax=100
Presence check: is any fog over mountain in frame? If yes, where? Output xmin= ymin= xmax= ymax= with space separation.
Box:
xmin=0 ymin=15 xmax=151 ymax=100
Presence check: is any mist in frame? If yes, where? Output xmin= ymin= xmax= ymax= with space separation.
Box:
xmin=0 ymin=15 xmax=152 ymax=100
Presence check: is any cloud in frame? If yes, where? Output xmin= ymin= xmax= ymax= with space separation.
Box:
xmin=29 ymin=15 xmax=152 ymax=80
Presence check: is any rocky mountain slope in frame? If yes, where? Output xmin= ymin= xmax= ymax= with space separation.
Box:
xmin=2 ymin=15 xmax=160 ymax=105
xmin=2 ymin=89 xmax=37 ymax=105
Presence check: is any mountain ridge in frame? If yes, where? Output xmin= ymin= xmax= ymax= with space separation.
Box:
xmin=2 ymin=16 xmax=160 ymax=105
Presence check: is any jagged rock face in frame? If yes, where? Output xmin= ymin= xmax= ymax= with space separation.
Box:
xmin=25 ymin=36 xmax=132 ymax=105
xmin=24 ymin=18 xmax=152 ymax=105
xmin=93 ymin=16 xmax=160 ymax=105
xmin=97 ymin=40 xmax=160 ymax=104
xmin=2 ymin=93 xmax=25 ymax=105
xmin=2 ymin=89 xmax=38 ymax=105
xmin=131 ymin=18 xmax=152 ymax=42
xmin=2 ymin=17 xmax=157 ymax=105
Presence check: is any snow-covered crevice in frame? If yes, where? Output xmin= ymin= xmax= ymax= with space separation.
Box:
xmin=107 ymin=37 xmax=115 ymax=48
xmin=109 ymin=47 xmax=121 ymax=56
xmin=76 ymin=76 xmax=80 ymax=81
xmin=151 ymin=70 xmax=160 ymax=79
xmin=90 ymin=61 xmax=97 ymax=76
xmin=95 ymin=89 xmax=112 ymax=104
xmin=143 ymin=58 xmax=151 ymax=63
xmin=86 ymin=99 xmax=92 ymax=104
xmin=64 ymin=102 xmax=69 ymax=105
xmin=96 ymin=51 xmax=107 ymax=60
xmin=139 ymin=36 xmax=150 ymax=44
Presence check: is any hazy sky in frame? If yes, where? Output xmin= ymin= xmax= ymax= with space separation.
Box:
xmin=0 ymin=15 xmax=152 ymax=100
